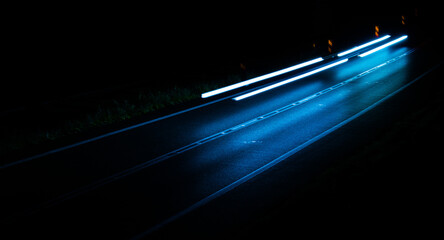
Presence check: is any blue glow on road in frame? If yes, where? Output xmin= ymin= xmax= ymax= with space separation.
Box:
xmin=337 ymin=35 xmax=391 ymax=57
xmin=358 ymin=35 xmax=408 ymax=57
xmin=201 ymin=57 xmax=324 ymax=98
xmin=233 ymin=58 xmax=349 ymax=101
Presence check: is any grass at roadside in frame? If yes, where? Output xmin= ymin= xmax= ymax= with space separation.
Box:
xmin=0 ymin=73 xmax=245 ymax=161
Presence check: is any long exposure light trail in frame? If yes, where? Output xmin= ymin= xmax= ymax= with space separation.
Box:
xmin=201 ymin=57 xmax=324 ymax=98
xmin=233 ymin=58 xmax=349 ymax=101
xmin=337 ymin=35 xmax=391 ymax=57
xmin=358 ymin=35 xmax=408 ymax=57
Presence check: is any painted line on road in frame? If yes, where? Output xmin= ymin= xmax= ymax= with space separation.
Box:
xmin=25 ymin=48 xmax=417 ymax=221
xmin=136 ymin=60 xmax=441 ymax=239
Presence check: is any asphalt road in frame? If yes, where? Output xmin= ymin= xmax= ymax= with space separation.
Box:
xmin=2 ymin=37 xmax=442 ymax=239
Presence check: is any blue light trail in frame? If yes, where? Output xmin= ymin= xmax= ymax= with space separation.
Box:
xmin=200 ymin=34 xmax=407 ymax=101
xmin=337 ymin=35 xmax=391 ymax=57
xmin=358 ymin=35 xmax=408 ymax=57
xmin=233 ymin=58 xmax=349 ymax=101
xmin=201 ymin=57 xmax=324 ymax=98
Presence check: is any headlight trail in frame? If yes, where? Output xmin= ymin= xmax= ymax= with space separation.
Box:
xmin=201 ymin=57 xmax=324 ymax=98
xmin=358 ymin=35 xmax=408 ymax=57
xmin=337 ymin=35 xmax=391 ymax=57
xmin=233 ymin=58 xmax=349 ymax=101
xmin=201 ymin=34 xmax=407 ymax=101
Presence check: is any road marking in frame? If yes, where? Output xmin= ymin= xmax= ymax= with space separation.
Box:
xmin=135 ymin=61 xmax=441 ymax=238
xmin=18 ymin=48 xmax=417 ymax=221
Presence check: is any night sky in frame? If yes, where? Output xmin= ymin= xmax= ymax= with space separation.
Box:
xmin=3 ymin=1 xmax=435 ymax=107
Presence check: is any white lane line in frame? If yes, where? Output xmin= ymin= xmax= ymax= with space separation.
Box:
xmin=135 ymin=62 xmax=441 ymax=238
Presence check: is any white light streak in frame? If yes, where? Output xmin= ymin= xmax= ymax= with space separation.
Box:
xmin=358 ymin=35 xmax=408 ymax=57
xmin=233 ymin=58 xmax=349 ymax=101
xmin=337 ymin=35 xmax=391 ymax=57
xmin=201 ymin=57 xmax=324 ymax=98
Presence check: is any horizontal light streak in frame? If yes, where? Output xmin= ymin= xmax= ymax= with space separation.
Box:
xmin=233 ymin=58 xmax=349 ymax=101
xmin=358 ymin=35 xmax=408 ymax=57
xmin=337 ymin=35 xmax=391 ymax=57
xmin=201 ymin=57 xmax=324 ymax=98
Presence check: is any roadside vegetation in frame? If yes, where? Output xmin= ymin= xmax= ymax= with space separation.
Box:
xmin=0 ymin=71 xmax=247 ymax=161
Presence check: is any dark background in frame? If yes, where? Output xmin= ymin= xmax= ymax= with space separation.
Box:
xmin=2 ymin=2 xmax=442 ymax=237
xmin=3 ymin=1 xmax=435 ymax=109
